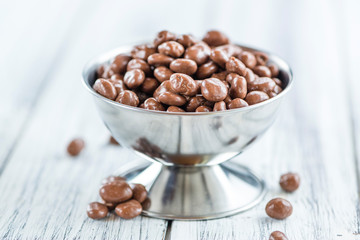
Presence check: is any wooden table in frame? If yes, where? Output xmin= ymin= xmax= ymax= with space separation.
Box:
xmin=0 ymin=0 xmax=359 ymax=239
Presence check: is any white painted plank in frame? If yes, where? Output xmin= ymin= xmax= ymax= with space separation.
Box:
xmin=170 ymin=0 xmax=360 ymax=239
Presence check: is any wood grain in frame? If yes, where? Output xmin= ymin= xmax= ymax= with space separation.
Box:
xmin=0 ymin=0 xmax=360 ymax=239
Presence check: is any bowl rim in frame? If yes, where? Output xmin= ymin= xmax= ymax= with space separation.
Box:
xmin=82 ymin=43 xmax=293 ymax=116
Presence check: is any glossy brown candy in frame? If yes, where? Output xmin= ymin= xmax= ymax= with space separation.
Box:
xmin=177 ymin=34 xmax=197 ymax=48
xmin=111 ymin=54 xmax=131 ymax=74
xmin=147 ymin=53 xmax=174 ymax=67
xmin=143 ymin=98 xmax=165 ymax=111
xmin=110 ymin=74 xmax=124 ymax=80
xmin=99 ymin=181 xmax=133 ymax=203
xmin=184 ymin=42 xmax=211 ymax=65
xmin=244 ymin=68 xmax=256 ymax=83
xmin=153 ymin=80 xmax=174 ymax=101
xmin=223 ymin=80 xmax=230 ymax=89
xmin=93 ymin=78 xmax=117 ymax=100
xmin=268 ymin=64 xmax=279 ymax=77
xmin=116 ymin=90 xmax=140 ymax=107
xmin=255 ymin=51 xmax=269 ymax=66
xmin=154 ymin=66 xmax=173 ymax=82
xmin=273 ymin=78 xmax=282 ymax=86
xmin=186 ymin=96 xmax=206 ymax=112
xmin=124 ymin=69 xmax=145 ymax=89
xmin=217 ymin=44 xmax=242 ymax=57
xmin=268 ymin=92 xmax=277 ymax=98
xmin=169 ymin=73 xmax=197 ymax=96
xmin=201 ymin=78 xmax=228 ymax=102
xmin=245 ymin=91 xmax=269 ymax=105
xmin=225 ymin=72 xmax=238 ymax=83
xmin=253 ymin=65 xmax=272 ymax=78
xmin=194 ymin=80 xmax=203 ymax=93
xmin=226 ymin=56 xmax=247 ymax=76
xmin=223 ymin=94 xmax=232 ymax=104
xmin=197 ymin=61 xmax=218 ymax=79
xmin=67 ymin=138 xmax=85 ymax=156
xmin=158 ymin=41 xmax=185 ymax=58
xmin=115 ymin=199 xmax=142 ymax=219
xmin=265 ymin=198 xmax=293 ymax=220
xmin=131 ymin=184 xmax=148 ymax=203
xmin=203 ymin=100 xmax=215 ymax=108
xmin=240 ymin=51 xmax=257 ymax=69
xmin=280 ymin=173 xmax=300 ymax=192
xmin=170 ymin=59 xmax=197 ymax=75
xmin=167 ymin=106 xmax=185 ymax=112
xmin=140 ymin=78 xmax=159 ymax=94
xmin=126 ymin=59 xmax=151 ymax=75
xmin=248 ymin=77 xmax=276 ymax=94
xmin=153 ymin=30 xmax=177 ymax=47
xmin=202 ymin=30 xmax=229 ymax=46
xmin=269 ymin=231 xmax=288 ymax=240
xmin=101 ymin=200 xmax=117 ymax=211
xmin=159 ymin=92 xmax=187 ymax=106
xmin=131 ymin=44 xmax=156 ymax=60
xmin=211 ymin=71 xmax=228 ymax=81
xmin=88 ymin=177 xmax=150 ymax=221
xmin=141 ymin=198 xmax=151 ymax=210
xmin=228 ymin=98 xmax=249 ymax=109
xmin=87 ymin=202 xmax=108 ymax=219
xmin=101 ymin=65 xmax=116 ymax=78
xmin=195 ymin=106 xmax=212 ymax=112
xmin=227 ymin=73 xmax=247 ymax=99
xmin=210 ymin=48 xmax=229 ymax=68
xmin=213 ymin=101 xmax=227 ymax=111
xmin=108 ymin=79 xmax=127 ymax=94
xmin=273 ymin=85 xmax=283 ymax=94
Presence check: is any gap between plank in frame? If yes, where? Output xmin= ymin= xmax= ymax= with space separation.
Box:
xmin=164 ymin=220 xmax=173 ymax=240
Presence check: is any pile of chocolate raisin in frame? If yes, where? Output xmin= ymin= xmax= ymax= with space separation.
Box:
xmin=94 ymin=30 xmax=283 ymax=112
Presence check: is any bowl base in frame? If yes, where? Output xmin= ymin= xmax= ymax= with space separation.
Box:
xmin=116 ymin=159 xmax=266 ymax=220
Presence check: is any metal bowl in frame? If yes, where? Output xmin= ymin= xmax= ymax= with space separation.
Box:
xmin=82 ymin=44 xmax=293 ymax=220
xmin=82 ymin=45 xmax=292 ymax=166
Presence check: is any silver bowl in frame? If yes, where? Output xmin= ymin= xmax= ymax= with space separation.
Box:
xmin=82 ymin=44 xmax=293 ymax=220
